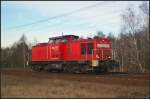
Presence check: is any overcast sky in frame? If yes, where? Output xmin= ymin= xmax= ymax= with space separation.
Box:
xmin=1 ymin=1 xmax=144 ymax=47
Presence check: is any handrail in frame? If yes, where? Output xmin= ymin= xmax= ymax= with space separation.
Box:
xmin=92 ymin=49 xmax=104 ymax=60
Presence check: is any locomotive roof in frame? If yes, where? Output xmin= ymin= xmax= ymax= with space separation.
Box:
xmin=49 ymin=35 xmax=79 ymax=40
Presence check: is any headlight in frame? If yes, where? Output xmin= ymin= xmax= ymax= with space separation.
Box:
xmin=96 ymin=55 xmax=99 ymax=58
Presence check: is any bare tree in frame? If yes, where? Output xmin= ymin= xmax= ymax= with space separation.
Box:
xmin=116 ymin=2 xmax=149 ymax=73
xmin=1 ymin=34 xmax=30 ymax=68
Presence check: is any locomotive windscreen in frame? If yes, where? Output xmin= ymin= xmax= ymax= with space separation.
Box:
xmin=81 ymin=43 xmax=94 ymax=55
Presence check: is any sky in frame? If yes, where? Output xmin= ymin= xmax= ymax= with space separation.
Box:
xmin=1 ymin=1 xmax=144 ymax=47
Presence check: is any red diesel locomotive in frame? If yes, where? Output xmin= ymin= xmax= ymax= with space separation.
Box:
xmin=31 ymin=35 xmax=118 ymax=73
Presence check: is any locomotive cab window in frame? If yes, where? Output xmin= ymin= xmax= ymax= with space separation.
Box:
xmin=87 ymin=43 xmax=93 ymax=54
xmin=81 ymin=43 xmax=86 ymax=55
xmin=48 ymin=40 xmax=54 ymax=43
xmin=80 ymin=43 xmax=93 ymax=55
xmin=61 ymin=38 xmax=68 ymax=43
xmin=55 ymin=39 xmax=61 ymax=43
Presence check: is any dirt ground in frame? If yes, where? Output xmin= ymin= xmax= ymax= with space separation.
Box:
xmin=1 ymin=68 xmax=149 ymax=98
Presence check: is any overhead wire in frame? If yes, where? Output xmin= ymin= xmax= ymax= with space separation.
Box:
xmin=7 ymin=1 xmax=116 ymax=30
xmin=26 ymin=18 xmax=121 ymax=35
xmin=24 ymin=11 xmax=122 ymax=34
xmin=5 ymin=1 xmax=122 ymax=39
xmin=21 ymin=1 xmax=121 ymax=33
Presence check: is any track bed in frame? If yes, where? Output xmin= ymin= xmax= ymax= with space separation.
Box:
xmin=1 ymin=68 xmax=149 ymax=87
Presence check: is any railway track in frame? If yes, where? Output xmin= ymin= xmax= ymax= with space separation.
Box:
xmin=1 ymin=68 xmax=149 ymax=87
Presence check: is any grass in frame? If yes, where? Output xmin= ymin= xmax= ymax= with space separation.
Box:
xmin=1 ymin=73 xmax=149 ymax=98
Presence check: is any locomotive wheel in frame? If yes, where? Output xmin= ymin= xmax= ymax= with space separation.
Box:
xmin=72 ymin=65 xmax=79 ymax=73
xmin=45 ymin=68 xmax=52 ymax=72
xmin=80 ymin=65 xmax=88 ymax=73
xmin=68 ymin=66 xmax=74 ymax=73
xmin=66 ymin=65 xmax=74 ymax=73
xmin=63 ymin=65 xmax=68 ymax=72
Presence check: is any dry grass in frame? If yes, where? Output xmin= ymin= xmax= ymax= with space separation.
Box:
xmin=1 ymin=74 xmax=149 ymax=98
